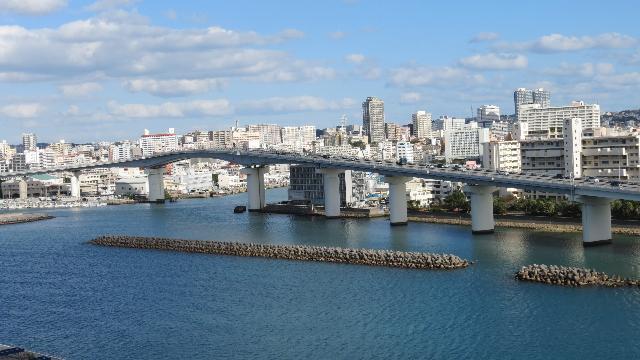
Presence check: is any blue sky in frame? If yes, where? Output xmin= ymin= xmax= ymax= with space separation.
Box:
xmin=0 ymin=0 xmax=639 ymax=143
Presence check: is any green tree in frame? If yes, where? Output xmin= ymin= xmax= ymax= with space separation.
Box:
xmin=493 ymin=197 xmax=507 ymax=215
xmin=444 ymin=189 xmax=469 ymax=212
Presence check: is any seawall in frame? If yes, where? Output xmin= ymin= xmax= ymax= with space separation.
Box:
xmin=89 ymin=235 xmax=470 ymax=270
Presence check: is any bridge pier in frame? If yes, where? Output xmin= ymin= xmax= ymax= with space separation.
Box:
xmin=241 ymin=166 xmax=268 ymax=211
xmin=385 ymin=176 xmax=411 ymax=226
xmin=70 ymin=171 xmax=81 ymax=198
xmin=18 ymin=178 xmax=27 ymax=200
xmin=317 ymin=168 xmax=342 ymax=218
xmin=578 ymin=196 xmax=612 ymax=246
xmin=146 ymin=167 xmax=166 ymax=203
xmin=465 ymin=185 xmax=497 ymax=234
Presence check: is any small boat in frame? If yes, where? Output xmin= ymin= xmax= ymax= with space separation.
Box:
xmin=234 ymin=205 xmax=247 ymax=213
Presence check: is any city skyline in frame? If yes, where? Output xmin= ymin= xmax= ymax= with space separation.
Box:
xmin=1 ymin=0 xmax=639 ymax=142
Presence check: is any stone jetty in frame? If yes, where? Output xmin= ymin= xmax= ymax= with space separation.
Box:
xmin=90 ymin=235 xmax=470 ymax=270
xmin=516 ymin=264 xmax=640 ymax=287
xmin=0 ymin=213 xmax=54 ymax=226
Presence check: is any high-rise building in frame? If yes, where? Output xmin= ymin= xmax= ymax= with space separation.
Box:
xmin=477 ymin=105 xmax=501 ymax=127
xmin=432 ymin=116 xmax=466 ymax=132
xmin=514 ymin=88 xmax=551 ymax=116
xmin=443 ymin=127 xmax=490 ymax=162
xmin=362 ymin=97 xmax=385 ymax=143
xmin=384 ymin=123 xmax=410 ymax=142
xmin=412 ymin=111 xmax=432 ymax=139
xmin=517 ymin=101 xmax=600 ymax=139
xmin=247 ymin=124 xmax=283 ymax=145
xmin=533 ymin=88 xmax=551 ymax=108
xmin=396 ymin=141 xmax=414 ymax=163
xmin=22 ymin=133 xmax=37 ymax=151
xmin=482 ymin=140 xmax=521 ymax=173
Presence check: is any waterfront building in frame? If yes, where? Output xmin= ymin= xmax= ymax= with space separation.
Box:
xmin=115 ymin=177 xmax=149 ymax=197
xmin=517 ymin=101 xmax=600 ymax=139
xmin=288 ymin=165 xmax=353 ymax=206
xmin=362 ymin=97 xmax=385 ymax=143
xmin=139 ymin=129 xmax=179 ymax=156
xmin=412 ymin=111 xmax=432 ymax=139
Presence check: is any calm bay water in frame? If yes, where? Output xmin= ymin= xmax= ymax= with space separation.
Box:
xmin=2 ymin=188 xmax=640 ymax=359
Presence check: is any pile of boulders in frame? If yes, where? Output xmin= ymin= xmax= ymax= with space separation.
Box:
xmin=90 ymin=235 xmax=470 ymax=270
xmin=516 ymin=264 xmax=639 ymax=287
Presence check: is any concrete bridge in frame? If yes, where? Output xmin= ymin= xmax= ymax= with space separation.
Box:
xmin=4 ymin=148 xmax=640 ymax=246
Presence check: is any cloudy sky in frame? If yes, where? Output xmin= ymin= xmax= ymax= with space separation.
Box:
xmin=0 ymin=0 xmax=639 ymax=143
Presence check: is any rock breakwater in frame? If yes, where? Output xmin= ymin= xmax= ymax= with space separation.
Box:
xmin=0 ymin=213 xmax=54 ymax=225
xmin=90 ymin=235 xmax=470 ymax=270
xmin=516 ymin=264 xmax=640 ymax=287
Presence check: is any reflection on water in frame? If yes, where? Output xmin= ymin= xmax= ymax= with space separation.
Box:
xmin=2 ymin=188 xmax=640 ymax=359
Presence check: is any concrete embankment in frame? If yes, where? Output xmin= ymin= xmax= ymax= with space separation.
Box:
xmin=90 ymin=235 xmax=470 ymax=270
xmin=516 ymin=264 xmax=640 ymax=287
xmin=408 ymin=212 xmax=640 ymax=236
xmin=0 ymin=213 xmax=54 ymax=225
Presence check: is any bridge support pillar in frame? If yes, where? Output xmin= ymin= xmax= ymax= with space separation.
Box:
xmin=384 ymin=176 xmax=411 ymax=226
xmin=146 ymin=167 xmax=165 ymax=203
xmin=464 ymin=185 xmax=497 ymax=234
xmin=241 ymin=166 xmax=268 ymax=211
xmin=70 ymin=171 xmax=81 ymax=198
xmin=578 ymin=196 xmax=612 ymax=246
xmin=317 ymin=168 xmax=342 ymax=218
xmin=18 ymin=178 xmax=27 ymax=200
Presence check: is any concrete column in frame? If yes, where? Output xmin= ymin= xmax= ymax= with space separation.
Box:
xmin=18 ymin=178 xmax=27 ymax=200
xmin=316 ymin=168 xmax=342 ymax=218
xmin=579 ymin=196 xmax=612 ymax=246
xmin=240 ymin=166 xmax=269 ymax=211
xmin=384 ymin=176 xmax=411 ymax=226
xmin=70 ymin=171 xmax=81 ymax=198
xmin=146 ymin=167 xmax=165 ymax=203
xmin=464 ymin=185 xmax=497 ymax=234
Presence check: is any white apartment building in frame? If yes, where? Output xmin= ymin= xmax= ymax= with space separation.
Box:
xmin=412 ymin=111 xmax=432 ymax=139
xmin=396 ymin=141 xmax=414 ymax=163
xmin=210 ymin=130 xmax=232 ymax=148
xmin=139 ymin=129 xmax=179 ymax=156
xmin=247 ymin=124 xmax=282 ymax=145
xmin=362 ymin=97 xmax=385 ymax=143
xmin=109 ymin=141 xmax=133 ymax=162
xmin=115 ymin=177 xmax=148 ymax=197
xmin=433 ymin=116 xmax=466 ymax=132
xmin=281 ymin=126 xmax=316 ymax=147
xmin=22 ymin=133 xmax=37 ymax=151
xmin=517 ymin=101 xmax=600 ymax=139
xmin=444 ymin=127 xmax=490 ymax=162
xmin=482 ymin=140 xmax=521 ymax=173
xmin=514 ymin=88 xmax=550 ymax=116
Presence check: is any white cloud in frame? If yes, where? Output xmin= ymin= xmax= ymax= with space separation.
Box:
xmin=60 ymin=82 xmax=103 ymax=97
xmin=399 ymin=92 xmax=422 ymax=104
xmin=388 ymin=66 xmax=483 ymax=87
xmin=123 ymin=78 xmax=227 ymax=97
xmin=498 ymin=33 xmax=637 ymax=53
xmin=543 ymin=62 xmax=614 ymax=78
xmin=469 ymin=32 xmax=499 ymax=43
xmin=1 ymin=103 xmax=44 ymax=118
xmin=345 ymin=53 xmax=366 ymax=64
xmin=108 ymin=99 xmax=233 ymax=118
xmin=0 ymin=0 xmax=67 ymax=15
xmin=86 ymin=0 xmax=138 ymax=12
xmin=459 ymin=53 xmax=527 ymax=70
xmin=330 ymin=31 xmax=346 ymax=40
xmin=239 ymin=96 xmax=355 ymax=114
xmin=0 ymin=15 xmax=321 ymax=84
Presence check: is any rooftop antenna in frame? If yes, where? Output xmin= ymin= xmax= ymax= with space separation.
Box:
xmin=234 ymin=119 xmax=239 ymax=129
